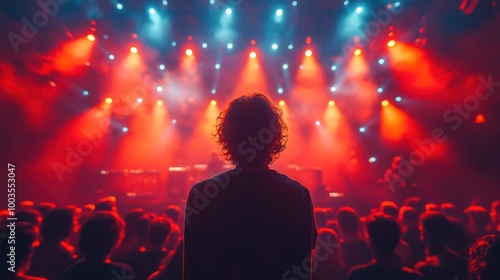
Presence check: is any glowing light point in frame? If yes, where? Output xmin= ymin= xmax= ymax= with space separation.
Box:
xmin=122 ymin=127 xmax=128 ymax=132
xmin=108 ymin=54 xmax=115 ymax=60
xmin=292 ymin=1 xmax=297 ymax=6
xmin=149 ymin=8 xmax=155 ymax=14
xmin=288 ymin=44 xmax=293 ymax=49
xmin=279 ymin=100 xmax=285 ymax=107
xmin=249 ymin=51 xmax=256 ymax=58
xmin=395 ymin=96 xmax=402 ymax=102
xmin=378 ymin=58 xmax=385 ymax=65
xmin=116 ymin=3 xmax=123 ymax=9
xmin=305 ymin=49 xmax=312 ymax=57
xmin=156 ymin=100 xmax=163 ymax=106
xmin=331 ymin=65 xmax=337 ymax=71
xmin=83 ymin=90 xmax=89 ymax=96
xmin=315 ymin=121 xmax=321 ymax=126
xmin=211 ymin=89 xmax=216 ymax=94
xmin=283 ymin=64 xmax=288 ymax=69
xmin=87 ymin=34 xmax=95 ymax=42
xmin=277 ymin=88 xmax=284 ymax=94
xmin=369 ymin=157 xmax=376 ymax=163
xmin=137 ymin=98 xmax=143 ymax=103
xmin=202 ymin=43 xmax=207 ymax=48
xmin=130 ymin=47 xmax=138 ymax=54
xmin=475 ymin=114 xmax=486 ymax=123
xmin=328 ymin=100 xmax=335 ymax=107
xmin=171 ymin=41 xmax=177 ymax=47
xmin=394 ymin=2 xmax=400 ymax=7
xmin=159 ymin=64 xmax=165 ymax=70
xmin=387 ymin=40 xmax=396 ymax=47
xmin=156 ymin=86 xmax=163 ymax=92
xmin=330 ymin=86 xmax=337 ymax=92
xmin=381 ymin=100 xmax=390 ymax=107
xmin=162 ymin=0 xmax=168 ymax=5
xmin=105 ymin=97 xmax=113 ymax=104
xmin=225 ymin=8 xmax=232 ymax=15
xmin=272 ymin=43 xmax=278 ymax=50
xmin=344 ymin=0 xmax=349 ymax=5
xmin=276 ymin=9 xmax=283 ymax=16
xmin=356 ymin=7 xmax=362 ymax=13
xmin=215 ymin=63 xmax=220 ymax=69
xmin=210 ymin=100 xmax=217 ymax=106
xmin=185 ymin=48 xmax=193 ymax=56
xmin=377 ymin=87 xmax=384 ymax=93
xmin=354 ymin=48 xmax=362 ymax=56
xmin=210 ymin=0 xmax=215 ymax=4
xmin=227 ymin=43 xmax=233 ymax=49
xmin=359 ymin=127 xmax=366 ymax=133
xmin=172 ymin=119 xmax=177 ymax=124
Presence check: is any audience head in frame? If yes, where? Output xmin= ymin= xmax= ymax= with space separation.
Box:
xmin=19 ymin=200 xmax=35 ymax=209
xmin=404 ymin=197 xmax=425 ymax=214
xmin=16 ymin=208 xmax=43 ymax=228
xmin=138 ymin=214 xmax=154 ymax=244
xmin=0 ymin=222 xmax=38 ymax=274
xmin=95 ymin=196 xmax=117 ymax=212
xmin=380 ymin=201 xmax=399 ymax=219
xmin=490 ymin=201 xmax=500 ymax=224
xmin=214 ymin=93 xmax=288 ymax=166
xmin=314 ymin=208 xmax=328 ymax=229
xmin=420 ymin=212 xmax=451 ymax=247
xmin=314 ymin=228 xmax=342 ymax=260
xmin=148 ymin=217 xmax=171 ymax=247
xmin=164 ymin=205 xmax=181 ymax=224
xmin=399 ymin=206 xmax=419 ymax=229
xmin=465 ymin=206 xmax=491 ymax=233
xmin=337 ymin=207 xmax=360 ymax=236
xmin=425 ymin=203 xmax=440 ymax=213
xmin=365 ymin=214 xmax=400 ymax=257
xmin=78 ymin=211 xmax=125 ymax=261
xmin=41 ymin=207 xmax=75 ymax=243
xmin=469 ymin=234 xmax=500 ymax=280
xmin=35 ymin=202 xmax=56 ymax=219
xmin=124 ymin=208 xmax=145 ymax=236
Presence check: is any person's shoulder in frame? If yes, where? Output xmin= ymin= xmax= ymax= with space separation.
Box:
xmin=18 ymin=276 xmax=47 ymax=280
xmin=348 ymin=262 xmax=375 ymax=278
xmin=401 ymin=267 xmax=424 ymax=279
xmin=271 ymin=170 xmax=309 ymax=191
xmin=190 ymin=170 xmax=233 ymax=191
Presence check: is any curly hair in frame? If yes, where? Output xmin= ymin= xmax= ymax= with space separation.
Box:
xmin=469 ymin=234 xmax=500 ymax=280
xmin=214 ymin=93 xmax=288 ymax=166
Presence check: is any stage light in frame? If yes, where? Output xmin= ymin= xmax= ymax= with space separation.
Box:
xmin=330 ymin=86 xmax=337 ymax=92
xmin=278 ymin=88 xmax=284 ymax=94
xmin=130 ymin=47 xmax=138 ymax=54
xmin=279 ymin=100 xmax=285 ymax=107
xmin=331 ymin=65 xmax=337 ymax=71
xmin=328 ymin=100 xmax=335 ymax=107
xmin=156 ymin=86 xmax=163 ymax=92
xmin=292 ymin=1 xmax=297 ymax=6
xmin=156 ymin=100 xmax=163 ymax=106
xmin=377 ymin=87 xmax=384 ymax=93
xmin=83 ymin=90 xmax=89 ymax=96
xmin=378 ymin=58 xmax=385 ymax=65
xmin=185 ymin=48 xmax=193 ymax=56
xmin=283 ymin=64 xmax=288 ymax=69
xmin=250 ymin=39 xmax=256 ymax=45
xmin=249 ymin=51 xmax=256 ymax=58
xmin=122 ymin=127 xmax=128 ymax=132
xmin=210 ymin=0 xmax=215 ymax=4
xmin=116 ymin=3 xmax=123 ymax=9
xmin=159 ymin=64 xmax=165 ymax=70
xmin=305 ymin=49 xmax=312 ymax=57
xmin=211 ymin=89 xmax=216 ymax=94
xmin=306 ymin=36 xmax=312 ymax=44
xmin=210 ymin=100 xmax=217 ymax=106
xmin=172 ymin=119 xmax=177 ymax=124
xmin=395 ymin=96 xmax=402 ymax=102
xmin=387 ymin=40 xmax=396 ymax=47
xmin=103 ymin=34 xmax=108 ymax=39
xmin=215 ymin=63 xmax=220 ymax=69
xmin=87 ymin=34 xmax=95 ymax=42
xmin=475 ymin=114 xmax=486 ymax=123
xmin=162 ymin=0 xmax=168 ymax=5
xmin=227 ymin=43 xmax=233 ymax=49
xmin=344 ymin=0 xmax=349 ymax=5
xmin=356 ymin=7 xmax=362 ymax=13
xmin=315 ymin=121 xmax=321 ymax=126
xmin=108 ymin=54 xmax=115 ymax=60
xmin=369 ymin=157 xmax=376 ymax=163
xmin=149 ymin=8 xmax=155 ymax=14
xmin=272 ymin=43 xmax=278 ymax=50
xmin=394 ymin=2 xmax=400 ymax=7
xmin=276 ymin=9 xmax=283 ymax=16
xmin=288 ymin=44 xmax=293 ymax=49
xmin=202 ymin=43 xmax=207 ymax=48
xmin=388 ymin=32 xmax=394 ymax=37
xmin=225 ymin=8 xmax=232 ymax=15
xmin=105 ymin=97 xmax=113 ymax=104
xmin=381 ymin=100 xmax=389 ymax=107
xmin=354 ymin=48 xmax=361 ymax=56
xmin=359 ymin=127 xmax=366 ymax=132
xmin=171 ymin=41 xmax=177 ymax=46
xmin=137 ymin=98 xmax=143 ymax=103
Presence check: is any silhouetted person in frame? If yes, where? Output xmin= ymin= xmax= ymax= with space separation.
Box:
xmin=111 ymin=208 xmax=144 ymax=261
xmin=148 ymin=238 xmax=183 ymax=280
xmin=490 ymin=201 xmax=500 ymax=234
xmin=61 ymin=211 xmax=133 ymax=280
xmin=313 ymin=228 xmax=348 ymax=280
xmin=314 ymin=208 xmax=328 ymax=229
xmin=399 ymin=206 xmax=425 ymax=267
xmin=415 ymin=213 xmax=467 ymax=280
xmin=469 ymin=234 xmax=500 ymax=280
xmin=28 ymin=208 xmax=75 ymax=280
xmin=163 ymin=205 xmax=182 ymax=252
xmin=465 ymin=206 xmax=492 ymax=243
xmin=0 ymin=222 xmax=46 ymax=280
xmin=337 ymin=207 xmax=372 ymax=268
xmin=348 ymin=214 xmax=423 ymax=280
xmin=183 ymin=93 xmax=317 ymax=280
xmin=131 ymin=217 xmax=171 ymax=280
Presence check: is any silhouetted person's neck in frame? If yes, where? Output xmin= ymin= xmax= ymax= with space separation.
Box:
xmin=341 ymin=231 xmax=360 ymax=242
xmin=373 ymin=252 xmax=400 ymax=268
xmin=426 ymin=241 xmax=447 ymax=256
xmin=236 ymin=163 xmax=270 ymax=171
